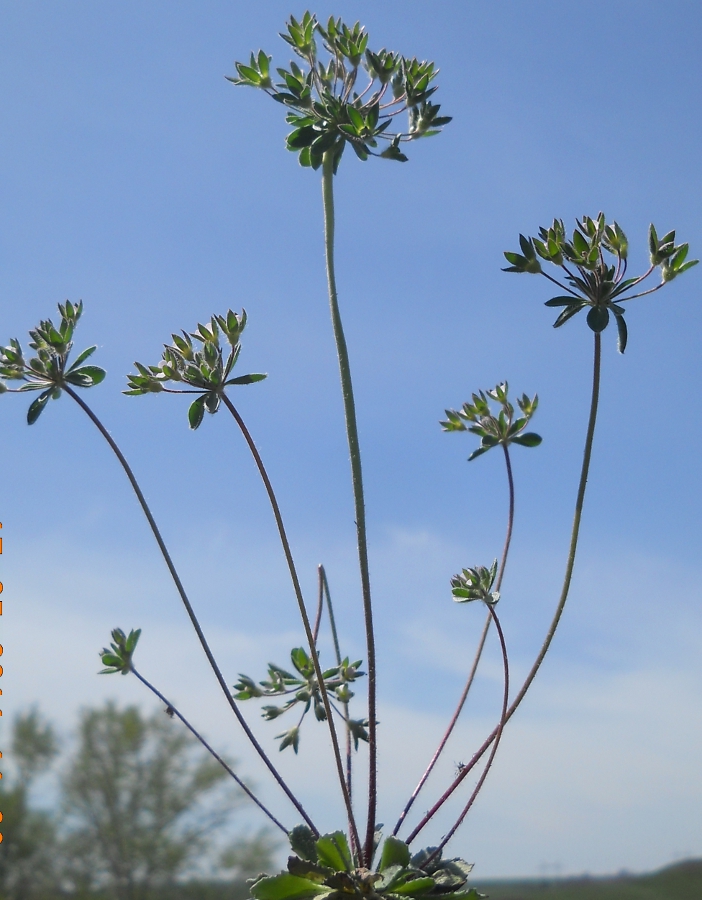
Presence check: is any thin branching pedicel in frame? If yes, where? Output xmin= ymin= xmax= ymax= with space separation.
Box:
xmin=233 ymin=648 xmax=368 ymax=756
xmin=98 ymin=629 xmax=289 ymax=835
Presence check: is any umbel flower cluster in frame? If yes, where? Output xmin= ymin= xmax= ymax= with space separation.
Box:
xmin=504 ymin=213 xmax=697 ymax=352
xmin=229 ymin=11 xmax=451 ymax=169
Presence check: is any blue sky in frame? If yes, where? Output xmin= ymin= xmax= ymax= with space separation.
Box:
xmin=1 ymin=0 xmax=701 ymax=878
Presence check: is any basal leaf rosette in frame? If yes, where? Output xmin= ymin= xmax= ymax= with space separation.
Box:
xmin=248 ymin=827 xmax=482 ymax=900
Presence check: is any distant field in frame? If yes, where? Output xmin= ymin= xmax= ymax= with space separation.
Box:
xmin=472 ymin=859 xmax=702 ymax=900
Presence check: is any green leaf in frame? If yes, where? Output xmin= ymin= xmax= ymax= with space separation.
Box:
xmin=586 ymin=305 xmax=610 ymax=333
xmin=286 ymin=859 xmax=331 ymax=883
xmin=553 ymin=303 xmax=586 ymax=328
xmin=544 ymin=296 xmax=579 ymax=307
xmin=510 ymin=432 xmax=542 ymax=448
xmin=502 ymin=251 xmax=527 ymax=269
xmin=290 ymin=647 xmax=311 ymax=674
xmin=350 ymin=141 xmax=370 ymax=161
xmin=379 ymin=836 xmax=411 ymax=871
xmin=289 ymin=825 xmax=319 ymax=863
xmin=27 ymin=389 xmax=52 ymax=425
xmin=188 ymin=396 xmax=206 ymax=430
xmin=236 ymin=63 xmax=263 ymax=85
xmin=315 ymin=832 xmax=352 ymax=872
xmin=125 ymin=628 xmax=142 ymax=653
xmin=277 ymin=727 xmax=300 ymax=753
xmin=435 ymin=891 xmax=482 ymax=900
xmin=99 ymin=654 xmax=122 ymax=668
xmin=390 ymin=877 xmax=436 ymax=896
xmin=227 ymin=373 xmax=267 ymax=385
xmin=287 ymin=126 xmax=319 ymax=150
xmin=572 ymin=230 xmax=588 ymax=254
xmin=615 ymin=313 xmax=628 ymax=354
xmin=311 ymin=129 xmax=340 ymax=155
xmin=677 ymin=259 xmax=699 ymax=275
xmin=65 ymin=365 xmax=107 ymax=387
xmin=66 ymin=344 xmax=97 ymax=372
xmin=250 ymin=874 xmax=330 ymax=900
xmin=204 ymin=391 xmax=220 ymax=414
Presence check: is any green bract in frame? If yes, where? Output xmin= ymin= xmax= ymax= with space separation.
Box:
xmin=99 ymin=628 xmax=142 ymax=675
xmin=228 ymin=12 xmax=451 ymax=170
xmin=248 ymin=827 xmax=481 ymax=900
xmin=234 ymin=649 xmax=368 ymax=753
xmin=441 ymin=382 xmax=541 ymax=461
xmin=0 ymin=301 xmax=106 ymax=424
xmin=124 ymin=310 xmax=266 ymax=429
xmin=503 ymin=213 xmax=698 ymax=352
xmin=450 ymin=561 xmax=500 ymax=605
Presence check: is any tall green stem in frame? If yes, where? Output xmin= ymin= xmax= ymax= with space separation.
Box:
xmin=64 ymin=385 xmax=318 ymax=834
xmin=405 ymin=332 xmax=602 ymax=844
xmin=322 ymin=150 xmax=377 ymax=864
xmin=393 ymin=445 xmax=515 ymax=836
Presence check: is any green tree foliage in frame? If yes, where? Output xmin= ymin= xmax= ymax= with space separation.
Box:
xmin=60 ymin=703 xmax=244 ymax=900
xmin=0 ymin=710 xmax=59 ymax=900
xmin=0 ymin=705 xmax=276 ymax=900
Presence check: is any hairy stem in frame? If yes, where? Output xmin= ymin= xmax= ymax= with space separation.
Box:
xmin=405 ymin=332 xmax=602 ymax=842
xmin=393 ymin=445 xmax=515 ymax=835
xmin=313 ymin=567 xmax=325 ymax=643
xmin=221 ymin=393 xmax=360 ymax=851
xmin=422 ymin=602 xmax=510 ymax=859
xmin=64 ymin=386 xmax=317 ymax=833
xmin=322 ymin=149 xmax=377 ymax=865
xmin=130 ymin=665 xmax=288 ymax=834
xmin=319 ymin=565 xmax=353 ymax=804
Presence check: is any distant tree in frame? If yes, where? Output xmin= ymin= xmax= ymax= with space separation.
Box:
xmin=0 ymin=709 xmax=58 ymax=900
xmin=219 ymin=828 xmax=279 ymax=881
xmin=60 ymin=702 xmax=255 ymax=900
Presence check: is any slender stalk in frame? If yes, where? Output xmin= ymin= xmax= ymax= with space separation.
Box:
xmin=319 ymin=565 xmax=355 ymax=856
xmin=322 ymin=149 xmax=377 ymax=865
xmin=393 ymin=445 xmax=515 ymax=836
xmin=421 ymin=602 xmax=510 ymax=859
xmin=540 ymin=270 xmax=579 ymax=297
xmin=313 ymin=567 xmax=325 ymax=643
xmin=616 ymin=281 xmax=665 ymax=303
xmin=405 ymin=332 xmax=602 ymax=843
xmin=130 ymin=664 xmax=288 ymax=834
xmin=320 ymin=565 xmax=353 ymax=803
xmin=220 ymin=393 xmax=361 ymax=852
xmin=64 ymin=385 xmax=318 ymax=834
